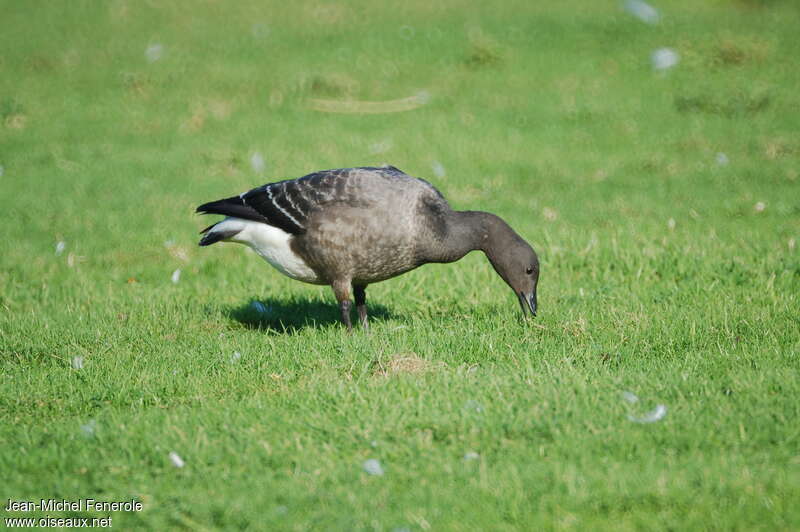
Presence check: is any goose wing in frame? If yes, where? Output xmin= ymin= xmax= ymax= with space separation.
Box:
xmin=196 ymin=166 xmax=418 ymax=235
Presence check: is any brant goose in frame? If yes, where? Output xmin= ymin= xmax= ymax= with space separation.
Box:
xmin=197 ymin=166 xmax=539 ymax=330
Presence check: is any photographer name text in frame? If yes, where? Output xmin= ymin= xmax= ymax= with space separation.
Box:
xmin=5 ymin=498 xmax=142 ymax=513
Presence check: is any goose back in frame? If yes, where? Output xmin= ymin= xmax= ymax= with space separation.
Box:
xmin=287 ymin=167 xmax=452 ymax=284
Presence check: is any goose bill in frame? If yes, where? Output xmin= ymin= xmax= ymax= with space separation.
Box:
xmin=518 ymin=291 xmax=537 ymax=318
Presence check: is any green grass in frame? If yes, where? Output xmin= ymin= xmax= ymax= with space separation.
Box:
xmin=2 ymin=0 xmax=799 ymax=529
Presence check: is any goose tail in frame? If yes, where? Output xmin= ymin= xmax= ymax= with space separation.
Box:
xmin=198 ymin=218 xmax=245 ymax=246
xmin=197 ymin=194 xmax=268 ymax=246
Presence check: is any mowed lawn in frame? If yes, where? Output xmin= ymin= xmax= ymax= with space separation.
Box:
xmin=1 ymin=0 xmax=799 ymax=529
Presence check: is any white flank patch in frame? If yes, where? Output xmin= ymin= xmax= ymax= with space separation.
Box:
xmin=169 ymin=451 xmax=185 ymax=468
xmin=209 ymin=217 xmax=319 ymax=283
xmin=55 ymin=241 xmax=66 ymax=256
xmin=171 ymin=268 xmax=181 ymax=284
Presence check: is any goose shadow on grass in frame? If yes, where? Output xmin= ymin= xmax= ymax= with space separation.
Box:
xmin=226 ymin=297 xmax=394 ymax=334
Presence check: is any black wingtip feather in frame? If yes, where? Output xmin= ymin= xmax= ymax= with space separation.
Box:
xmin=196 ymin=195 xmax=267 ymax=224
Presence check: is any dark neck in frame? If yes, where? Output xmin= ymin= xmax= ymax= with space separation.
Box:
xmin=426 ymin=210 xmax=514 ymax=263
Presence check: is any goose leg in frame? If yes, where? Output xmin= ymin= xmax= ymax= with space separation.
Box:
xmin=331 ymin=280 xmax=353 ymax=332
xmin=354 ymin=285 xmax=368 ymax=330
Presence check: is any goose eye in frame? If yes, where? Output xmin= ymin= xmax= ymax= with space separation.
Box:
xmin=525 ymin=267 xmax=534 ymax=275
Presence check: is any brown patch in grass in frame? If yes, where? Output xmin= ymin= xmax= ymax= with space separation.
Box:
xmin=27 ymin=55 xmax=55 ymax=73
xmin=465 ymin=43 xmax=502 ymax=69
xmin=181 ymin=105 xmax=206 ymax=133
xmin=307 ymin=93 xmax=427 ymax=114
xmin=763 ymin=138 xmax=796 ymax=160
xmin=306 ymin=3 xmax=349 ymax=25
xmin=464 ymin=28 xmax=503 ymax=69
xmin=66 ymin=253 xmax=86 ymax=268
xmin=181 ymin=99 xmax=234 ymax=132
xmin=109 ymin=0 xmax=130 ymax=20
xmin=167 ymin=245 xmax=190 ymax=262
xmin=269 ymin=89 xmax=284 ymax=107
xmin=563 ymin=317 xmax=588 ymax=338
xmin=5 ymin=114 xmax=27 ymax=129
xmin=674 ymin=90 xmax=770 ymax=117
xmin=121 ymin=72 xmax=152 ymax=98
xmin=207 ymin=99 xmax=233 ymax=120
xmin=372 ymin=352 xmax=445 ymax=377
xmin=308 ymin=73 xmax=360 ymax=98
xmin=713 ymin=37 xmax=770 ymax=67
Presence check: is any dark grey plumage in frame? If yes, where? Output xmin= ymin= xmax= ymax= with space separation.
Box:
xmin=197 ymin=166 xmax=539 ymax=330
